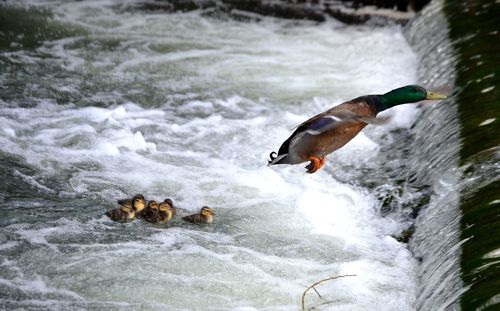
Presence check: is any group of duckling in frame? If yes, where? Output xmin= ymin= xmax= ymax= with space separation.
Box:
xmin=105 ymin=194 xmax=214 ymax=225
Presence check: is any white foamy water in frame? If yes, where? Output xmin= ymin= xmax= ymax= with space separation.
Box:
xmin=0 ymin=1 xmax=420 ymax=310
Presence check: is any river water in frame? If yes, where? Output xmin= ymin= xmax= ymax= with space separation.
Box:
xmin=1 ymin=1 xmax=424 ymax=310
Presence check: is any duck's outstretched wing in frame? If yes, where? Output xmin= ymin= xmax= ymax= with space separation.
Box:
xmin=297 ymin=113 xmax=390 ymax=136
xmin=268 ymin=115 xmax=347 ymax=165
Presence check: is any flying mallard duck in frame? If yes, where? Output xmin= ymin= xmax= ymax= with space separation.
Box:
xmin=117 ymin=194 xmax=147 ymax=217
xmin=268 ymin=85 xmax=446 ymax=173
xmin=105 ymin=206 xmax=135 ymax=222
xmin=182 ymin=206 xmax=214 ymax=224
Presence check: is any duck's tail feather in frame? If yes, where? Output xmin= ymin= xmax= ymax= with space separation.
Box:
xmin=268 ymin=152 xmax=288 ymax=166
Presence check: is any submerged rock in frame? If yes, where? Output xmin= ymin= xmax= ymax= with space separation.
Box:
xmin=394 ymin=225 xmax=415 ymax=243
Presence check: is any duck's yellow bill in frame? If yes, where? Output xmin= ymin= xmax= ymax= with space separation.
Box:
xmin=426 ymin=91 xmax=447 ymax=100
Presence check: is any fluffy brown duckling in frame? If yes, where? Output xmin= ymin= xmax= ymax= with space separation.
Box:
xmin=156 ymin=199 xmax=175 ymax=224
xmin=143 ymin=200 xmax=162 ymax=224
xmin=132 ymin=194 xmax=147 ymax=217
xmin=117 ymin=194 xmax=146 ymax=216
xmin=160 ymin=198 xmax=176 ymax=216
xmin=182 ymin=206 xmax=214 ymax=224
xmin=117 ymin=193 xmax=144 ymax=206
xmin=105 ymin=206 xmax=135 ymax=222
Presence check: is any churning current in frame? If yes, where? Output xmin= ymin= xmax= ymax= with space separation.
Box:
xmin=1 ymin=1 xmax=421 ymax=310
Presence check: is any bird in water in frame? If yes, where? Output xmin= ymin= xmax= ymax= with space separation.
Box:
xmin=182 ymin=206 xmax=214 ymax=224
xmin=268 ymin=85 xmax=447 ymax=173
xmin=143 ymin=200 xmax=161 ymax=223
xmin=156 ymin=198 xmax=176 ymax=224
xmin=105 ymin=206 xmax=135 ymax=222
xmin=117 ymin=194 xmax=147 ymax=217
xmin=159 ymin=198 xmax=176 ymax=216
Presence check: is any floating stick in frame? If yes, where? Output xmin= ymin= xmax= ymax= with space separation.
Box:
xmin=301 ymin=274 xmax=356 ymax=311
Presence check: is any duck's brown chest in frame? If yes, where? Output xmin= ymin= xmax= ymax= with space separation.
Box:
xmin=310 ymin=121 xmax=367 ymax=157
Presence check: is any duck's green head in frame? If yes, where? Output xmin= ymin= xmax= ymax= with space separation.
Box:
xmin=379 ymin=85 xmax=447 ymax=111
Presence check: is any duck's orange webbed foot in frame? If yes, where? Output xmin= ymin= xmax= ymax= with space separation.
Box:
xmin=305 ymin=156 xmax=325 ymax=174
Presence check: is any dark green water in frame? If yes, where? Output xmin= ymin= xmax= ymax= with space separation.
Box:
xmin=445 ymin=0 xmax=500 ymax=310
xmin=406 ymin=0 xmax=499 ymax=310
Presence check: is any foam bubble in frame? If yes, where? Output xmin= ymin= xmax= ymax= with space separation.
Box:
xmin=2 ymin=127 xmax=16 ymax=137
xmin=481 ymin=86 xmax=495 ymax=93
xmin=96 ymin=141 xmax=121 ymax=156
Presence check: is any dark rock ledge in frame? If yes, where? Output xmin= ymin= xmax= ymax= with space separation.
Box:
xmin=122 ymin=0 xmax=431 ymax=25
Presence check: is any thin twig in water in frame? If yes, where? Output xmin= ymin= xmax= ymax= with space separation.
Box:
xmin=301 ymin=274 xmax=356 ymax=311
xmin=311 ymin=286 xmax=322 ymax=298
xmin=309 ymin=300 xmax=343 ymax=311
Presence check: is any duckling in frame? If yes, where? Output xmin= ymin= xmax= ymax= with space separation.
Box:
xmin=143 ymin=200 xmax=161 ymax=223
xmin=155 ymin=200 xmax=175 ymax=224
xmin=129 ymin=194 xmax=147 ymax=217
xmin=182 ymin=206 xmax=214 ymax=224
xmin=117 ymin=194 xmax=146 ymax=213
xmin=148 ymin=200 xmax=159 ymax=211
xmin=160 ymin=198 xmax=176 ymax=217
xmin=117 ymin=194 xmax=144 ymax=206
xmin=105 ymin=206 xmax=135 ymax=222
